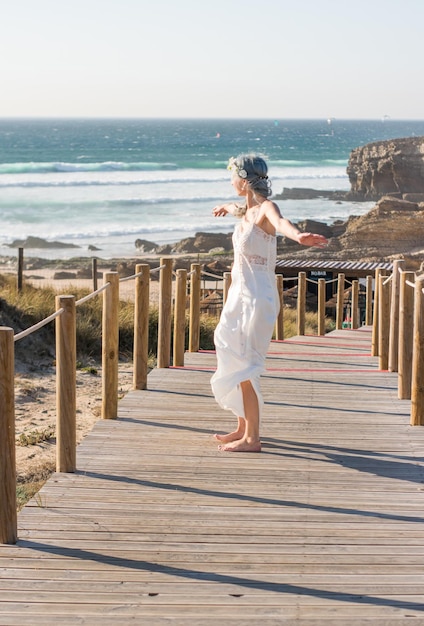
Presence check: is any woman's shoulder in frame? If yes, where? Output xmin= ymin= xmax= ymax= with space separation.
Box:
xmin=255 ymin=200 xmax=280 ymax=236
xmin=260 ymin=198 xmax=281 ymax=216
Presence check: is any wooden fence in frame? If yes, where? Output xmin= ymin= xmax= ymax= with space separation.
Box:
xmin=1 ymin=257 xmax=424 ymax=544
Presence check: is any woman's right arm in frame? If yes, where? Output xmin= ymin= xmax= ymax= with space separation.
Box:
xmin=212 ymin=203 xmax=242 ymax=217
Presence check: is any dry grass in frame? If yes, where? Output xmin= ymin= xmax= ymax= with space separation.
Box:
xmin=16 ymin=461 xmax=56 ymax=511
xmin=280 ymin=307 xmax=335 ymax=337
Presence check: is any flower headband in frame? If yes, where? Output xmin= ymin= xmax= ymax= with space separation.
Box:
xmin=227 ymin=156 xmax=248 ymax=179
xmin=227 ymin=156 xmax=268 ymax=180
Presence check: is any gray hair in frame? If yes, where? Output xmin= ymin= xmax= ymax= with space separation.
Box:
xmin=228 ymin=154 xmax=272 ymax=199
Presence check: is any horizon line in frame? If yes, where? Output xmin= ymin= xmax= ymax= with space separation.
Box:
xmin=1 ymin=116 xmax=424 ymax=123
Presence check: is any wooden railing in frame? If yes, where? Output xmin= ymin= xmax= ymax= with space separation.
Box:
xmin=2 ymin=257 xmax=424 ymax=543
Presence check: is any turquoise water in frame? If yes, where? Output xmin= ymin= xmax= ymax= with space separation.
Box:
xmin=1 ymin=118 xmax=423 ymax=258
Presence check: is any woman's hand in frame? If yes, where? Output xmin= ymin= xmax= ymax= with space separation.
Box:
xmin=297 ymin=232 xmax=328 ymax=247
xmin=212 ymin=204 xmax=230 ymax=217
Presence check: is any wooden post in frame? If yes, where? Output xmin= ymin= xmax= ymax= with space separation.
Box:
xmin=297 ymin=272 xmax=306 ymax=336
xmin=336 ymin=273 xmax=345 ymax=330
xmin=411 ymin=276 xmax=424 ymax=426
xmin=351 ymin=280 xmax=359 ymax=329
xmin=389 ymin=259 xmax=404 ymax=372
xmin=133 ymin=264 xmax=150 ymax=390
xmin=223 ymin=271 xmax=232 ymax=305
xmin=17 ymin=247 xmax=24 ymax=292
xmin=0 ymin=327 xmax=17 ymax=544
xmin=365 ymin=275 xmax=373 ymax=326
xmin=398 ymin=271 xmax=415 ymax=400
xmin=157 ymin=258 xmax=173 ymax=368
xmin=318 ymin=278 xmax=326 ymax=336
xmin=102 ymin=272 xmax=119 ymax=419
xmin=189 ymin=263 xmax=201 ymax=352
xmin=371 ymin=268 xmax=382 ymax=356
xmin=92 ymin=258 xmax=98 ymax=292
xmin=56 ymin=295 xmax=77 ymax=473
xmin=173 ymin=268 xmax=187 ymax=366
xmin=378 ymin=274 xmax=390 ymax=371
xmin=275 ymin=274 xmax=284 ymax=340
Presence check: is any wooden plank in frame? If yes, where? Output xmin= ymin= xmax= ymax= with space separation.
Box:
xmin=1 ymin=328 xmax=424 ymax=623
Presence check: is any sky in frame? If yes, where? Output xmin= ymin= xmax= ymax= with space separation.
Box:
xmin=1 ymin=0 xmax=423 ymax=119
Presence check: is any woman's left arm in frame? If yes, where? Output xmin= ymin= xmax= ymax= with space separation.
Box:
xmin=264 ymin=201 xmax=328 ymax=247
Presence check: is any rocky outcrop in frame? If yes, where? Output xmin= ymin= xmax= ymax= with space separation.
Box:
xmin=164 ymin=196 xmax=424 ymax=270
xmin=135 ymin=238 xmax=159 ymax=253
xmin=337 ymin=197 xmax=424 ymax=261
xmin=169 ymin=232 xmax=233 ymax=254
xmin=279 ymin=219 xmax=336 ymax=249
xmin=147 ymin=232 xmax=234 ymax=255
xmin=274 ymin=196 xmax=424 ymax=268
xmin=123 ymin=194 xmax=424 ymax=269
xmin=133 ymin=200 xmax=424 ymax=268
xmin=7 ymin=236 xmax=80 ymax=249
xmin=347 ymin=136 xmax=424 ymax=201
xmin=275 ymin=187 xmax=348 ymax=201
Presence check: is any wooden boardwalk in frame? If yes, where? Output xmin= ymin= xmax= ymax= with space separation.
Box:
xmin=1 ymin=327 xmax=424 ymax=624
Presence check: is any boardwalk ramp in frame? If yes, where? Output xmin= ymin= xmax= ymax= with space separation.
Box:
xmin=1 ymin=328 xmax=424 ymax=624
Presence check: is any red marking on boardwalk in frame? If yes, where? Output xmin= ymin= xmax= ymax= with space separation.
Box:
xmin=181 ymin=349 xmax=373 ymax=360
xmin=269 ymin=352 xmax=372 ymax=357
xmin=273 ymin=341 xmax=371 ymax=349
xmin=265 ymin=368 xmax=381 ymax=373
xmin=171 ymin=365 xmax=383 ymax=374
xmin=171 ymin=365 xmax=215 ymax=372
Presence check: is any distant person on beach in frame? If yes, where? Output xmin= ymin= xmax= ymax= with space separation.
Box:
xmin=211 ymin=154 xmax=328 ymax=452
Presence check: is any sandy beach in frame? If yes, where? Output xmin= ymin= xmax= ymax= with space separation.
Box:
xmin=15 ymin=357 xmax=134 ymax=485
xmin=1 ymin=256 xmax=168 ymax=302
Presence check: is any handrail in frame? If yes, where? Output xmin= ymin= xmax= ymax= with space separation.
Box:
xmin=404 ymin=278 xmax=424 ymax=295
xmin=76 ymin=282 xmax=110 ymax=306
xmin=201 ymin=269 xmax=223 ymax=280
xmin=14 ymin=308 xmax=64 ymax=342
xmin=4 ymin=254 xmax=424 ymax=548
xmin=150 ymin=264 xmax=166 ymax=274
xmin=119 ymin=274 xmax=138 ymax=283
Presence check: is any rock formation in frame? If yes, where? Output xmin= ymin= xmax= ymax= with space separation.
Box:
xmin=274 ymin=196 xmax=424 ymax=269
xmin=337 ymin=197 xmax=424 ymax=263
xmin=135 ymin=238 xmax=159 ymax=253
xmin=347 ymin=136 xmax=424 ymax=201
xmin=7 ymin=236 xmax=80 ymax=249
xmin=275 ymin=188 xmax=348 ymax=201
xmin=155 ymin=232 xmax=234 ymax=255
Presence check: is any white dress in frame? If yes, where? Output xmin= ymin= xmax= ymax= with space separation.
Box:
xmin=211 ymin=211 xmax=280 ymax=419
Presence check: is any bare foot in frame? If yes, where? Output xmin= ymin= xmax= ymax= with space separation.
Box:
xmin=213 ymin=428 xmax=245 ymax=444
xmin=218 ymin=438 xmax=261 ymax=453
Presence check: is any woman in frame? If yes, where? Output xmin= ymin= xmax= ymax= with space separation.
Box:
xmin=210 ymin=154 xmax=327 ymax=452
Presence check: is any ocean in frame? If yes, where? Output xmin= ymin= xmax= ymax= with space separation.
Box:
xmin=1 ymin=117 xmax=424 ymax=260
